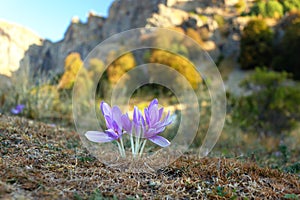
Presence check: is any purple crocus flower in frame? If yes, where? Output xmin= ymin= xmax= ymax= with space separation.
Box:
xmin=85 ymin=102 xmax=131 ymax=143
xmin=133 ymin=105 xmax=145 ymax=134
xmin=11 ymin=104 xmax=25 ymax=115
xmin=133 ymin=99 xmax=172 ymax=147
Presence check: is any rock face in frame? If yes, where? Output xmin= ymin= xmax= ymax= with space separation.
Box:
xmin=21 ymin=13 xmax=105 ymax=76
xmin=16 ymin=0 xmax=256 ymax=77
xmin=0 ymin=20 xmax=42 ymax=76
xmin=147 ymin=4 xmax=189 ymax=27
xmin=102 ymin=0 xmax=166 ymax=38
xmin=21 ymin=0 xmax=168 ymax=76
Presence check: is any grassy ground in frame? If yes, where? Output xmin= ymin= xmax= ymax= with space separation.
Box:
xmin=0 ymin=115 xmax=299 ymax=199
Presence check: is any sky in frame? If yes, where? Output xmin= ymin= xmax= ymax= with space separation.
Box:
xmin=0 ymin=0 xmax=115 ymax=42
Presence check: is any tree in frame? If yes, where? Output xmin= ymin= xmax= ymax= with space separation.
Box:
xmin=272 ymin=18 xmax=300 ymax=80
xmin=58 ymin=52 xmax=83 ymax=90
xmin=265 ymin=0 xmax=284 ymax=18
xmin=87 ymin=58 xmax=105 ymax=81
xmin=250 ymin=1 xmax=267 ymax=17
xmin=233 ymin=68 xmax=300 ymax=137
xmin=149 ymin=49 xmax=202 ymax=89
xmin=106 ymin=52 xmax=136 ymax=84
xmin=280 ymin=0 xmax=300 ymax=12
xmin=240 ymin=19 xmax=274 ymax=70
xmin=250 ymin=0 xmax=284 ymax=18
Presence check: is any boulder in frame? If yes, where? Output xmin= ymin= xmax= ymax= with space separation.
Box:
xmin=0 ymin=20 xmax=42 ymax=76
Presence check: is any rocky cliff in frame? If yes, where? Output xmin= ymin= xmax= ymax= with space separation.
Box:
xmin=21 ymin=0 xmax=169 ymax=77
xmin=0 ymin=20 xmax=42 ymax=76
xmin=20 ymin=13 xmax=106 ymax=76
xmin=6 ymin=0 xmax=254 ymax=77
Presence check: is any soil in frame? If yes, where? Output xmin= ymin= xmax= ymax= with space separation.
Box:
xmin=0 ymin=115 xmax=299 ymax=199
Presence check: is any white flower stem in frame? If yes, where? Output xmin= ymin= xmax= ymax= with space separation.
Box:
xmin=134 ymin=127 xmax=141 ymax=157
xmin=120 ymin=136 xmax=126 ymax=158
xmin=139 ymin=139 xmax=147 ymax=157
xmin=130 ymin=132 xmax=135 ymax=156
xmin=116 ymin=141 xmax=124 ymax=158
xmin=134 ymin=130 xmax=140 ymax=157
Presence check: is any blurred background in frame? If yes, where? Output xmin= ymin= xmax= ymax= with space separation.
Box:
xmin=0 ymin=0 xmax=299 ymax=173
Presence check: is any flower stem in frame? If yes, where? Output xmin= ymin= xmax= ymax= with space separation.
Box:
xmin=139 ymin=139 xmax=147 ymax=157
xmin=116 ymin=141 xmax=124 ymax=158
xmin=134 ymin=136 xmax=139 ymax=157
xmin=130 ymin=132 xmax=135 ymax=156
xmin=134 ymin=127 xmax=141 ymax=157
xmin=120 ymin=136 xmax=126 ymax=158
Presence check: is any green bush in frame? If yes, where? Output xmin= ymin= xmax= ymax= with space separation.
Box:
xmin=265 ymin=0 xmax=284 ymax=18
xmin=280 ymin=0 xmax=300 ymax=12
xmin=2 ymin=52 xmax=90 ymax=123
xmin=250 ymin=0 xmax=284 ymax=18
xmin=3 ymin=65 xmax=62 ymax=120
xmin=240 ymin=19 xmax=274 ymax=70
xmin=250 ymin=1 xmax=267 ymax=17
xmin=232 ymin=68 xmax=300 ymax=137
xmin=272 ymin=18 xmax=300 ymax=80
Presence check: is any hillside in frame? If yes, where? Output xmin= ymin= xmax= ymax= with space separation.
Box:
xmin=0 ymin=115 xmax=299 ymax=199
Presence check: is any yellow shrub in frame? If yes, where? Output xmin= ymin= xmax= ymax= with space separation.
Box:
xmin=58 ymin=52 xmax=83 ymax=90
xmin=149 ymin=50 xmax=202 ymax=89
xmin=106 ymin=52 xmax=136 ymax=84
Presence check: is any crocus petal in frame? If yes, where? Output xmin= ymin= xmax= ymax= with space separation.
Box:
xmin=11 ymin=104 xmax=25 ymax=115
xmin=144 ymin=128 xmax=157 ymax=138
xmin=101 ymin=102 xmax=111 ymax=117
xmin=144 ymin=107 xmax=150 ymax=126
xmin=111 ymin=106 xmax=123 ymax=127
xmin=133 ymin=106 xmax=142 ymax=125
xmin=140 ymin=109 xmax=146 ymax=126
xmin=154 ymin=126 xmax=166 ymax=134
xmin=148 ymin=135 xmax=170 ymax=147
xmin=11 ymin=108 xmax=19 ymax=115
xmin=112 ymin=120 xmax=122 ymax=134
xmin=149 ymin=105 xmax=159 ymax=125
xmin=104 ymin=115 xmax=114 ymax=128
xmin=148 ymin=98 xmax=158 ymax=110
xmin=17 ymin=104 xmax=25 ymax=110
xmin=121 ymin=113 xmax=132 ymax=133
xmin=85 ymin=131 xmax=115 ymax=143
xmin=158 ymin=107 xmax=164 ymax=121
xmin=162 ymin=111 xmax=172 ymax=126
xmin=134 ymin=124 xmax=142 ymax=137
xmin=105 ymin=129 xmax=119 ymax=140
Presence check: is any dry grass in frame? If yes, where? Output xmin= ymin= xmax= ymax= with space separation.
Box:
xmin=0 ymin=115 xmax=299 ymax=199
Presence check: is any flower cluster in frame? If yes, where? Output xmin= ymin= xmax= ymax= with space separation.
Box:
xmin=11 ymin=104 xmax=25 ymax=115
xmin=85 ymin=99 xmax=172 ymax=158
